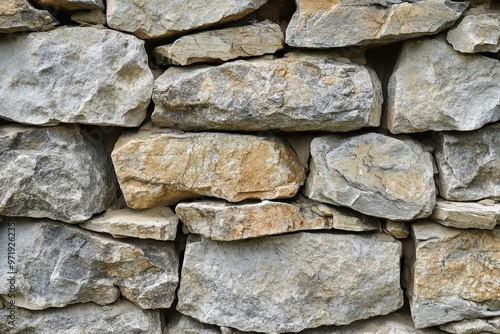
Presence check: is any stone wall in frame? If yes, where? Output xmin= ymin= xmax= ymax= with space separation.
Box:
xmin=0 ymin=0 xmax=499 ymax=333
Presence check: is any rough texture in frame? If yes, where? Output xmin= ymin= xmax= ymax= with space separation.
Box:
xmin=386 ymin=37 xmax=500 ymax=133
xmin=34 ymin=0 xmax=104 ymax=11
xmin=440 ymin=317 xmax=500 ymax=334
xmin=152 ymin=52 xmax=382 ymax=132
xmin=112 ymin=126 xmax=305 ymax=209
xmin=434 ymin=123 xmax=500 ymax=201
xmin=164 ymin=313 xmax=220 ymax=334
xmin=71 ymin=10 xmax=107 ymax=25
xmin=0 ymin=0 xmax=57 ymax=32
xmin=0 ymin=299 xmax=162 ymax=334
xmin=430 ymin=199 xmax=500 ymax=229
xmin=304 ymin=133 xmax=436 ymax=221
xmin=405 ymin=221 xmax=500 ymax=328
xmin=154 ymin=21 xmax=284 ymax=66
xmin=384 ymin=220 xmax=410 ymax=239
xmin=447 ymin=13 xmax=500 ymax=53
xmin=0 ymin=219 xmax=179 ymax=310
xmin=177 ymin=232 xmax=403 ymax=333
xmin=0 ymin=26 xmax=153 ymax=127
xmin=0 ymin=124 xmax=117 ymax=223
xmin=286 ymin=0 xmax=467 ymax=48
xmin=107 ymin=0 xmax=268 ymax=39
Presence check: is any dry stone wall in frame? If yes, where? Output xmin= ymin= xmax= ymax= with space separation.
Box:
xmin=0 ymin=0 xmax=499 ymax=333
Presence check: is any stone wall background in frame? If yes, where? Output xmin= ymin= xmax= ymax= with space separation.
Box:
xmin=0 ymin=0 xmax=499 ymax=333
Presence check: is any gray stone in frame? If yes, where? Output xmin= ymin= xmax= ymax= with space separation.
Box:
xmin=0 ymin=0 xmax=57 ymax=33
xmin=152 ymin=52 xmax=382 ymax=132
xmin=107 ymin=0 xmax=267 ymax=39
xmin=177 ymin=232 xmax=403 ymax=333
xmin=34 ymin=0 xmax=104 ymax=11
xmin=286 ymin=0 xmax=467 ymax=48
xmin=71 ymin=10 xmax=107 ymax=25
xmin=386 ymin=37 xmax=500 ymax=133
xmin=304 ymin=133 xmax=436 ymax=221
xmin=0 ymin=219 xmax=179 ymax=310
xmin=447 ymin=13 xmax=500 ymax=53
xmin=430 ymin=199 xmax=500 ymax=229
xmin=0 ymin=26 xmax=153 ymax=127
xmin=440 ymin=317 xmax=500 ymax=334
xmin=164 ymin=313 xmax=220 ymax=334
xmin=434 ymin=123 xmax=500 ymax=201
xmin=0 ymin=124 xmax=117 ymax=223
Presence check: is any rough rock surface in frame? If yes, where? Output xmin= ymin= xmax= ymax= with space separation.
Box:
xmin=154 ymin=21 xmax=284 ymax=66
xmin=434 ymin=123 xmax=500 ymax=201
xmin=0 ymin=26 xmax=153 ymax=127
xmin=384 ymin=221 xmax=410 ymax=239
xmin=0 ymin=299 xmax=162 ymax=334
xmin=304 ymin=133 xmax=436 ymax=221
xmin=112 ymin=126 xmax=305 ymax=209
xmin=405 ymin=221 xmax=500 ymax=328
xmin=0 ymin=219 xmax=179 ymax=310
xmin=71 ymin=10 xmax=107 ymax=25
xmin=0 ymin=124 xmax=117 ymax=223
xmin=430 ymin=199 xmax=500 ymax=229
xmin=386 ymin=37 xmax=500 ymax=133
xmin=107 ymin=0 xmax=268 ymax=39
xmin=152 ymin=52 xmax=382 ymax=132
xmin=440 ymin=316 xmax=500 ymax=334
xmin=164 ymin=313 xmax=220 ymax=334
xmin=0 ymin=0 xmax=57 ymax=32
xmin=177 ymin=232 xmax=403 ymax=333
xmin=34 ymin=0 xmax=104 ymax=11
xmin=80 ymin=206 xmax=178 ymax=241
xmin=286 ymin=0 xmax=468 ymax=48
xmin=447 ymin=13 xmax=500 ymax=53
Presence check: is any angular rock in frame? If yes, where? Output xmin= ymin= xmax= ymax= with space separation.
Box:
xmin=0 ymin=124 xmax=117 ymax=223
xmin=0 ymin=26 xmax=153 ymax=127
xmin=434 ymin=123 xmax=500 ymax=201
xmin=152 ymin=52 xmax=382 ymax=132
xmin=0 ymin=0 xmax=58 ymax=33
xmin=107 ymin=0 xmax=267 ymax=39
xmin=447 ymin=13 xmax=500 ymax=53
xmin=405 ymin=221 xmax=500 ymax=328
xmin=386 ymin=37 xmax=500 ymax=133
xmin=440 ymin=317 xmax=500 ymax=334
xmin=112 ymin=126 xmax=305 ymax=209
xmin=283 ymin=133 xmax=315 ymax=170
xmin=79 ymin=206 xmax=178 ymax=241
xmin=164 ymin=313 xmax=220 ymax=334
xmin=384 ymin=220 xmax=410 ymax=239
xmin=177 ymin=232 xmax=403 ymax=333
xmin=154 ymin=21 xmax=284 ymax=66
xmin=71 ymin=10 xmax=107 ymax=25
xmin=34 ymin=0 xmax=104 ymax=11
xmin=304 ymin=133 xmax=436 ymax=221
xmin=430 ymin=199 xmax=500 ymax=229
xmin=0 ymin=219 xmax=179 ymax=310
xmin=0 ymin=299 xmax=162 ymax=334
xmin=286 ymin=0 xmax=467 ymax=48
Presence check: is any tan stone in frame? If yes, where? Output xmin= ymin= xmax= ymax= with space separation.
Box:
xmin=0 ymin=0 xmax=57 ymax=33
xmin=71 ymin=10 xmax=107 ymax=25
xmin=384 ymin=220 xmax=410 ymax=239
xmin=440 ymin=316 xmax=500 ymax=334
xmin=447 ymin=13 xmax=500 ymax=53
xmin=35 ymin=0 xmax=104 ymax=11
xmin=430 ymin=199 xmax=500 ymax=229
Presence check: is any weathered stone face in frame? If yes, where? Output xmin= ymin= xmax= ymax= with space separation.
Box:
xmin=177 ymin=232 xmax=403 ymax=333
xmin=34 ymin=0 xmax=104 ymax=11
xmin=440 ymin=316 xmax=500 ymax=334
xmin=447 ymin=13 xmax=500 ymax=53
xmin=0 ymin=0 xmax=57 ymax=33
xmin=430 ymin=199 xmax=500 ymax=229
xmin=0 ymin=27 xmax=153 ymax=127
xmin=304 ymin=133 xmax=436 ymax=221
xmin=405 ymin=221 xmax=500 ymax=328
xmin=164 ymin=313 xmax=220 ymax=334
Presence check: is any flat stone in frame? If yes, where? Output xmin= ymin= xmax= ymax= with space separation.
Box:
xmin=71 ymin=10 xmax=107 ymax=25
xmin=434 ymin=123 xmax=500 ymax=201
xmin=0 ymin=0 xmax=57 ymax=33
xmin=386 ymin=37 xmax=500 ymax=133
xmin=440 ymin=317 xmax=500 ymax=334
xmin=154 ymin=20 xmax=284 ymax=66
xmin=0 ymin=124 xmax=117 ymax=223
xmin=286 ymin=0 xmax=467 ymax=48
xmin=112 ymin=125 xmax=305 ymax=209
xmin=0 ymin=26 xmax=153 ymax=127
xmin=79 ymin=206 xmax=178 ymax=241
xmin=0 ymin=219 xmax=179 ymax=310
xmin=447 ymin=13 xmax=500 ymax=53
xmin=405 ymin=221 xmax=500 ymax=328
xmin=0 ymin=299 xmax=162 ymax=334
xmin=177 ymin=232 xmax=403 ymax=333
xmin=384 ymin=221 xmax=410 ymax=239
xmin=34 ymin=0 xmax=104 ymax=11
xmin=107 ymin=0 xmax=267 ymax=39
xmin=304 ymin=133 xmax=436 ymax=221
xmin=164 ymin=313 xmax=220 ymax=334
xmin=152 ymin=52 xmax=382 ymax=132
xmin=430 ymin=199 xmax=500 ymax=229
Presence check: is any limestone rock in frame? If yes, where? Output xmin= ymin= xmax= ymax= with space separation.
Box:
xmin=440 ymin=317 xmax=500 ymax=334
xmin=0 ymin=219 xmax=179 ymax=310
xmin=384 ymin=221 xmax=410 ymax=239
xmin=0 ymin=124 xmax=117 ymax=223
xmin=386 ymin=37 xmax=500 ymax=133
xmin=34 ymin=0 xmax=104 ymax=11
xmin=79 ymin=206 xmax=178 ymax=241
xmin=71 ymin=10 xmax=107 ymax=25
xmin=164 ymin=313 xmax=220 ymax=334
xmin=177 ymin=232 xmax=403 ymax=333
xmin=112 ymin=126 xmax=305 ymax=209
xmin=447 ymin=13 xmax=500 ymax=53
xmin=430 ymin=199 xmax=500 ymax=229
xmin=283 ymin=133 xmax=315 ymax=170
xmin=304 ymin=133 xmax=436 ymax=221
xmin=405 ymin=221 xmax=500 ymax=328
xmin=434 ymin=123 xmax=500 ymax=201
xmin=107 ymin=0 xmax=268 ymax=39
xmin=286 ymin=0 xmax=467 ymax=48
xmin=0 ymin=26 xmax=153 ymax=127
xmin=0 ymin=0 xmax=58 ymax=32
xmin=152 ymin=52 xmax=382 ymax=132
xmin=0 ymin=299 xmax=162 ymax=334
xmin=154 ymin=21 xmax=284 ymax=66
